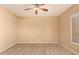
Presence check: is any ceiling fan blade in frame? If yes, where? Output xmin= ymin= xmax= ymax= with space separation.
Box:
xmin=32 ymin=4 xmax=45 ymax=7
xmin=35 ymin=9 xmax=38 ymax=14
xmin=38 ymin=4 xmax=45 ymax=6
xmin=24 ymin=8 xmax=33 ymax=10
xmin=39 ymin=8 xmax=48 ymax=12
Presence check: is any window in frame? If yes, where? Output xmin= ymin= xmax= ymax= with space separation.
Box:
xmin=71 ymin=12 xmax=79 ymax=44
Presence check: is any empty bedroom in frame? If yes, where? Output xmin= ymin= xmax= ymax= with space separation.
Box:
xmin=0 ymin=4 xmax=79 ymax=55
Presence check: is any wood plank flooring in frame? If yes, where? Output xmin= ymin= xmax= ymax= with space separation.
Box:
xmin=0 ymin=43 xmax=75 ymax=55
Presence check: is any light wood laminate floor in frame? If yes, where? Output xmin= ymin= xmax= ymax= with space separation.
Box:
xmin=0 ymin=43 xmax=75 ymax=55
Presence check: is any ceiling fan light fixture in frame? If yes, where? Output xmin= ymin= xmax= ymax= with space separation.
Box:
xmin=24 ymin=4 xmax=48 ymax=15
xmin=34 ymin=7 xmax=38 ymax=10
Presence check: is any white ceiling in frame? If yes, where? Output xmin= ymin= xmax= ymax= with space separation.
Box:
xmin=2 ymin=4 xmax=73 ymax=16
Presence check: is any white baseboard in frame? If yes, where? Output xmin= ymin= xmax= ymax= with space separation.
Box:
xmin=0 ymin=43 xmax=16 ymax=53
xmin=16 ymin=42 xmax=58 ymax=44
xmin=60 ymin=44 xmax=79 ymax=55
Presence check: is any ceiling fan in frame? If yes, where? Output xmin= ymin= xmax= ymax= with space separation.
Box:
xmin=24 ymin=4 xmax=48 ymax=15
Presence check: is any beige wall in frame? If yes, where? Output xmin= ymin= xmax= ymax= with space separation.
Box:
xmin=0 ymin=6 xmax=17 ymax=51
xmin=17 ymin=16 xmax=58 ymax=43
xmin=59 ymin=5 xmax=79 ymax=53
